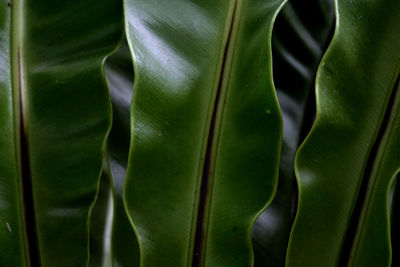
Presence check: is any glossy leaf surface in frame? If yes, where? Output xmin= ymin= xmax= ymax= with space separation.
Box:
xmin=348 ymin=82 xmax=400 ymax=266
xmin=287 ymin=0 xmax=400 ymax=265
xmin=252 ymin=0 xmax=334 ymax=265
xmin=0 ymin=1 xmax=27 ymax=265
xmin=89 ymin=162 xmax=114 ymax=267
xmin=391 ymin=173 xmax=400 ymax=266
xmin=0 ymin=0 xmax=122 ymax=265
xmin=123 ymin=0 xmax=284 ymax=266
xmin=106 ymin=39 xmax=141 ymax=267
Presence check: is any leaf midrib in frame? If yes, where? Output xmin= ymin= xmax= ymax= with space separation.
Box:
xmin=11 ymin=1 xmax=40 ymax=266
xmin=340 ymin=72 xmax=400 ymax=266
xmin=191 ymin=0 xmax=240 ymax=266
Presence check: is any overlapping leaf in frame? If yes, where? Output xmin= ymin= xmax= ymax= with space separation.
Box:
xmin=252 ymin=0 xmax=335 ymax=265
xmin=2 ymin=0 xmax=400 ymax=266
xmin=287 ymin=0 xmax=400 ymax=265
xmin=89 ymin=39 xmax=140 ymax=267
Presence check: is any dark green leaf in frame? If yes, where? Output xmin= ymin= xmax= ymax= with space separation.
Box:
xmin=89 ymin=161 xmax=114 ymax=267
xmin=0 ymin=0 xmax=122 ymax=265
xmin=106 ymin=38 xmax=140 ymax=267
xmin=89 ymin=38 xmax=140 ymax=267
xmin=348 ymin=82 xmax=400 ymax=266
xmin=0 ymin=1 xmax=27 ymax=265
xmin=123 ymin=0 xmax=284 ymax=266
xmin=287 ymin=0 xmax=400 ymax=265
xmin=252 ymin=0 xmax=335 ymax=265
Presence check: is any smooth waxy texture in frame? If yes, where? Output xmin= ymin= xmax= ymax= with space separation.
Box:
xmin=349 ymin=82 xmax=400 ymax=266
xmin=3 ymin=0 xmax=399 ymax=266
xmin=106 ymin=40 xmax=141 ymax=267
xmin=0 ymin=1 xmax=28 ymax=265
xmin=391 ymin=174 xmax=400 ymax=266
xmin=89 ymin=39 xmax=140 ymax=267
xmin=0 ymin=0 xmax=123 ymax=265
xmin=252 ymin=0 xmax=335 ymax=265
xmin=89 ymin=162 xmax=114 ymax=267
xmin=123 ymin=0 xmax=283 ymax=266
xmin=287 ymin=0 xmax=400 ymax=265
xmin=201 ymin=0 xmax=284 ymax=266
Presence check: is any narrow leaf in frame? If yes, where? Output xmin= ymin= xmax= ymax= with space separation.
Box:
xmin=348 ymin=82 xmax=400 ymax=266
xmin=89 ymin=161 xmax=114 ymax=267
xmin=1 ymin=0 xmax=123 ymax=265
xmin=0 ymin=1 xmax=28 ymax=265
xmin=89 ymin=38 xmax=140 ymax=267
xmin=287 ymin=0 xmax=400 ymax=265
xmin=123 ymin=0 xmax=284 ymax=266
xmin=106 ymin=38 xmax=140 ymax=267
xmin=252 ymin=0 xmax=335 ymax=265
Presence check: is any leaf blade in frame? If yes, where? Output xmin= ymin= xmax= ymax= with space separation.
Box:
xmin=286 ymin=0 xmax=400 ymax=265
xmin=10 ymin=0 xmax=123 ymax=265
xmin=349 ymin=81 xmax=400 ymax=266
xmin=123 ymin=0 xmax=283 ymax=266
xmin=0 ymin=1 xmax=28 ymax=265
xmin=252 ymin=1 xmax=335 ymax=265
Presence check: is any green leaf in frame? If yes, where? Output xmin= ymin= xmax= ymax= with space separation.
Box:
xmin=89 ymin=160 xmax=114 ymax=267
xmin=391 ymin=174 xmax=400 ymax=265
xmin=0 ymin=1 xmax=27 ymax=265
xmin=123 ymin=0 xmax=284 ymax=266
xmin=89 ymin=38 xmax=140 ymax=267
xmin=348 ymin=82 xmax=400 ymax=266
xmin=252 ymin=0 xmax=335 ymax=266
xmin=287 ymin=0 xmax=400 ymax=265
xmin=106 ymin=38 xmax=140 ymax=267
xmin=0 ymin=0 xmax=122 ymax=265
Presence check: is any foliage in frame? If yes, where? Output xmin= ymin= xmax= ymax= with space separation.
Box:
xmin=0 ymin=0 xmax=399 ymax=266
